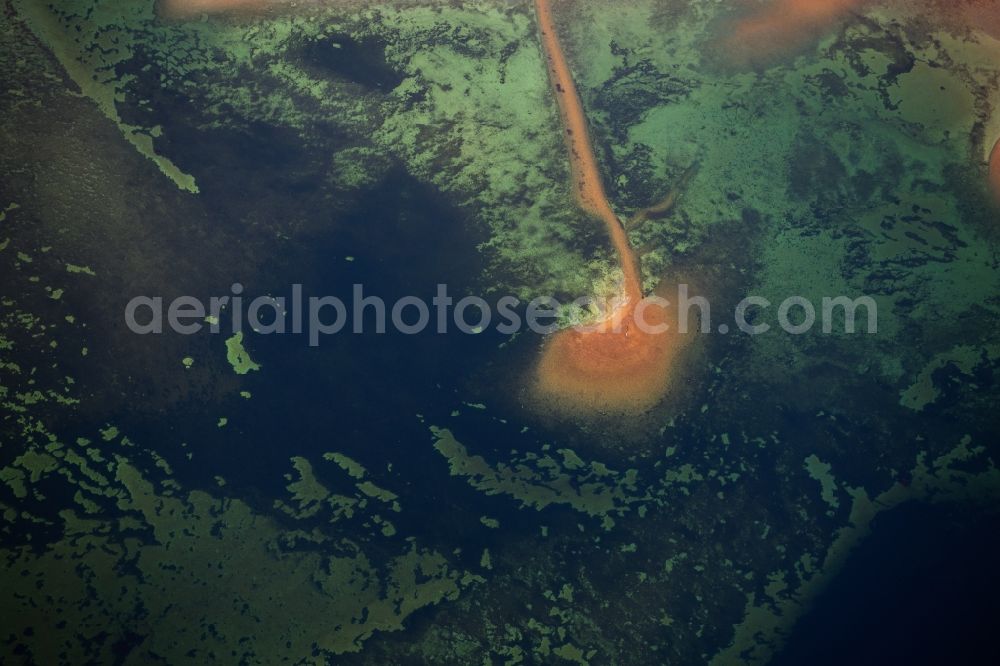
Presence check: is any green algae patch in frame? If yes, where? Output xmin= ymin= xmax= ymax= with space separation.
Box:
xmin=0 ymin=201 xmax=18 ymax=222
xmin=65 ymin=263 xmax=96 ymax=276
xmin=553 ymin=643 xmax=591 ymax=665
xmin=224 ymin=332 xmax=261 ymax=375
xmin=804 ymin=454 xmax=840 ymax=511
xmin=430 ymin=427 xmax=643 ymax=523
xmin=1 ymin=442 xmax=467 ymax=663
xmin=0 ymin=467 xmax=28 ymax=499
xmin=900 ymin=345 xmax=1000 ymax=411
xmin=357 ymin=480 xmax=398 ymax=503
xmin=325 ymin=451 xmax=367 ymax=479
xmin=712 ymin=435 xmax=1000 ymax=666
xmin=279 ymin=456 xmax=331 ymax=519
xmin=277 ymin=453 xmax=403 ymax=524
xmin=11 ymin=0 xmax=198 ymax=193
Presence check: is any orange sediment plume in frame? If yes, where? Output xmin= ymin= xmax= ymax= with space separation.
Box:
xmin=721 ymin=0 xmax=872 ymax=67
xmin=534 ymin=0 xmax=641 ymax=304
xmin=535 ymin=282 xmax=691 ymax=415
xmin=158 ymin=0 xmax=281 ymax=19
xmin=533 ymin=0 xmax=689 ymax=416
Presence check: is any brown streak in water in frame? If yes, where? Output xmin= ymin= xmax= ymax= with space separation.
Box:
xmin=534 ymin=0 xmax=642 ymax=304
xmin=533 ymin=0 xmax=691 ymax=416
xmin=159 ymin=0 xmax=271 ymax=18
xmin=723 ymin=0 xmax=872 ymax=66
xmin=629 ymin=161 xmax=699 ymax=229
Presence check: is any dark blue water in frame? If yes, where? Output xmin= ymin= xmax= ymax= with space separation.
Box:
xmin=773 ymin=502 xmax=1000 ymax=665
